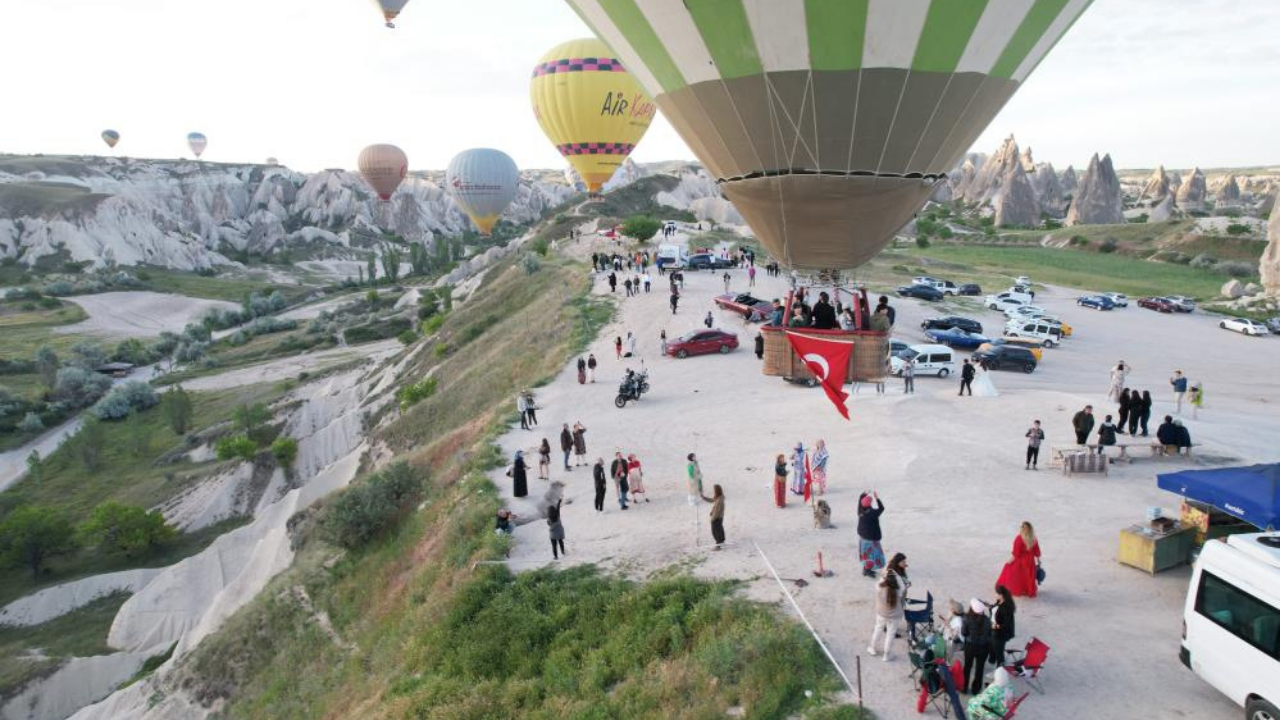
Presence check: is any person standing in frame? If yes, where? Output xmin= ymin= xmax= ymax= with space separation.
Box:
xmin=587 ymin=354 xmax=597 ymax=383
xmin=857 ymin=492 xmax=886 ymax=578
xmin=623 ymin=277 xmax=634 ymax=297
xmin=959 ymin=359 xmax=975 ymax=396
xmin=748 ymin=265 xmax=756 ymax=287
xmin=1072 ymin=405 xmax=1094 ymax=445
xmin=962 ymin=598 xmax=993 ymax=695
xmin=701 ymin=484 xmax=726 ymax=549
xmin=576 ymin=356 xmax=587 ymax=385
xmin=615 ymin=336 xmax=623 ymax=360
xmin=704 ymin=311 xmax=714 ymax=329
xmin=996 ymin=521 xmax=1042 ymax=598
xmin=670 ymin=289 xmax=680 ymax=315
xmin=989 ymin=584 xmax=1017 ymax=667
xmin=559 ymin=424 xmax=573 ymax=471
xmin=547 ymin=498 xmax=566 ymax=560
xmin=1117 ymin=388 xmax=1132 ymax=434
xmin=660 ymin=329 xmax=668 ymax=357
xmin=538 ymin=438 xmax=551 ymax=480
xmin=686 ymin=453 xmax=704 ymax=506
xmin=642 ymin=271 xmax=651 ymax=293
xmin=1097 ymin=414 xmax=1117 ymax=455
xmin=723 ymin=271 xmax=731 ymax=293
xmin=790 ymin=442 xmax=807 ymax=495
xmin=903 ymin=357 xmax=916 ymax=394
xmin=572 ymin=421 xmax=587 ymax=466
xmin=1109 ymin=361 xmax=1130 ymax=402
xmin=1024 ymin=420 xmax=1044 ymax=470
xmin=1170 ymin=370 xmax=1188 ymax=413
xmin=608 ymin=271 xmax=617 ymax=293
xmin=1190 ymin=383 xmax=1204 ymax=419
xmin=811 ymin=439 xmax=829 ymax=495
xmin=627 ymin=453 xmax=648 ymax=503
xmin=625 ymin=332 xmax=636 ymax=358
xmin=876 ymin=295 xmax=896 ymax=326
xmin=1138 ymin=390 xmax=1153 ymax=435
xmin=811 ymin=292 xmax=837 ymax=329
xmin=754 ymin=331 xmax=764 ymax=360
xmin=517 ymin=393 xmax=529 ymax=430
xmin=610 ymin=451 xmax=630 ymax=510
xmin=523 ymin=391 xmax=538 ymax=427
xmin=592 ymin=458 xmax=607 ymax=512
xmin=772 ymin=453 xmax=788 ymax=508
xmin=511 ymin=450 xmax=529 ymax=498
xmin=867 ymin=553 xmax=909 ymax=661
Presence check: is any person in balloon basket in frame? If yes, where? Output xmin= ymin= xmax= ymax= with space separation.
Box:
xmin=876 ymin=295 xmax=896 ymax=326
xmin=811 ymin=292 xmax=837 ymax=329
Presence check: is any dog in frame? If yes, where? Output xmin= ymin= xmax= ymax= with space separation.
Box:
xmin=812 ymin=499 xmax=832 ymax=529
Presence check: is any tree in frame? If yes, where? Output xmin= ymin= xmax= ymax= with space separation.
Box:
xmin=366 ymin=254 xmax=378 ymax=287
xmin=381 ymin=246 xmax=402 ymax=283
xmin=73 ymin=417 xmax=107 ymax=472
xmin=69 ymin=341 xmax=107 ymax=371
xmin=163 ymin=386 xmax=194 ymax=435
xmin=25 ymin=450 xmax=42 ymax=486
xmin=0 ymin=506 xmax=77 ymax=579
xmin=271 ymin=437 xmax=298 ymax=471
xmin=621 ymin=215 xmax=661 ymax=242
xmin=76 ymin=502 xmax=175 ymax=557
xmin=234 ymin=403 xmax=271 ymax=441
xmin=409 ymin=243 xmax=429 ymax=275
xmin=216 ymin=434 xmax=258 ymax=462
xmin=18 ymin=412 xmax=44 ymax=433
xmin=35 ymin=346 xmax=59 ymax=388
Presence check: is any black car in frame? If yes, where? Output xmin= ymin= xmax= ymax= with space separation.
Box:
xmin=895 ymin=284 xmax=944 ymax=301
xmin=687 ymin=253 xmax=733 ymax=270
xmin=957 ymin=283 xmax=982 ymax=296
xmin=972 ymin=345 xmax=1038 ymax=373
xmin=921 ymin=316 xmax=983 ymax=334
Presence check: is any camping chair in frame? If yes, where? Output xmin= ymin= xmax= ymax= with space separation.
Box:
xmin=1001 ymin=692 xmax=1029 ymax=719
xmin=904 ymin=591 xmax=935 ymax=644
xmin=1003 ymin=637 xmax=1050 ymax=694
xmin=916 ymin=657 xmax=965 ymax=719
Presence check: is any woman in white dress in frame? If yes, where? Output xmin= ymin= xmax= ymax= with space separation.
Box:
xmin=972 ymin=363 xmax=999 ymax=397
xmin=1108 ymin=361 xmax=1130 ymax=402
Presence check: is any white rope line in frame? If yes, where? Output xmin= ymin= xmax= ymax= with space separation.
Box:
xmin=873 ymin=71 xmax=913 ymax=176
xmin=919 ymin=74 xmax=992 ymax=174
xmin=846 ymin=66 xmax=864 ymax=174
xmin=754 ymin=542 xmax=860 ymax=699
xmin=903 ymin=72 xmax=957 ymax=173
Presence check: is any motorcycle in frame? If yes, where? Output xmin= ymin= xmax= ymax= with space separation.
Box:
xmin=614 ymin=368 xmax=650 ymax=408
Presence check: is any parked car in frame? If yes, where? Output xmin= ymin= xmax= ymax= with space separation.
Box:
xmin=1015 ymin=275 xmax=1032 ymax=286
xmin=977 ymin=338 xmax=1044 ymax=361
xmin=921 ymin=316 xmax=983 ymax=334
xmin=1077 ymin=295 xmax=1116 ymax=311
xmin=1166 ymin=295 xmax=1196 ymax=313
xmin=687 ymin=253 xmax=734 ymax=270
xmin=1005 ymin=321 xmax=1061 ymax=347
xmin=973 ymin=345 xmax=1038 ymax=373
xmin=1267 ymin=317 xmax=1280 ymax=334
xmin=925 ymin=327 xmax=991 ymax=349
xmin=911 ymin=276 xmax=941 ymax=287
xmin=957 ymin=283 xmax=982 ymax=296
xmin=987 ymin=295 xmax=1030 ymax=313
xmin=1011 ymin=315 xmax=1072 ymax=337
xmin=896 ymin=284 xmax=944 ymax=301
xmin=667 ymin=329 xmax=739 ymax=357
xmin=889 ymin=339 xmax=911 ymax=358
xmin=713 ymin=293 xmax=772 ymax=322
xmin=889 ymin=344 xmax=958 ymax=377
xmin=1103 ymin=292 xmax=1129 ymax=307
xmin=1218 ymin=317 xmax=1270 ymax=337
xmin=1138 ymin=296 xmax=1175 ymax=313
xmin=1009 ymin=284 xmax=1035 ymax=298
xmin=1004 ymin=305 xmax=1046 ymax=320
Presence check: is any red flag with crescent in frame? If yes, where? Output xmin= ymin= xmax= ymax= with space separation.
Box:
xmin=785 ymin=332 xmax=853 ymax=420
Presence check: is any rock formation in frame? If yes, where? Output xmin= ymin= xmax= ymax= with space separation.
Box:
xmin=1262 ymin=190 xmax=1280 ymax=295
xmin=1222 ymin=278 xmax=1245 ymax=299
xmin=993 ymin=161 xmax=1040 ymax=228
xmin=951 ymin=158 xmax=978 ymax=201
xmin=1148 ymin=194 xmax=1179 ymax=222
xmin=1217 ymin=174 xmax=1242 ymax=205
xmin=653 ymin=168 xmax=745 ymax=225
xmin=1060 ymin=166 xmax=1078 ymax=194
xmin=1065 ymin=153 xmax=1124 ymax=226
xmin=1176 ymin=167 xmax=1207 ymax=211
xmin=1031 ymin=162 xmax=1067 ymax=217
xmin=1139 ymin=166 xmax=1172 ymax=205
xmin=1020 ymin=147 xmax=1036 ymax=173
xmin=962 ymin=136 xmax=1021 ymax=206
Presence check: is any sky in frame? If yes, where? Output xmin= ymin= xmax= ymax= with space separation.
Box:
xmin=0 ymin=0 xmax=1276 ymax=173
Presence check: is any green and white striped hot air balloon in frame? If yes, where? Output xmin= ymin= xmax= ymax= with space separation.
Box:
xmin=566 ymin=0 xmax=1093 ymax=271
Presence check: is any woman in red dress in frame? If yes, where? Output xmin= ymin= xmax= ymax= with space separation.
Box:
xmin=996 ymin=521 xmax=1042 ymax=598
xmin=773 ymin=454 xmax=787 ymax=508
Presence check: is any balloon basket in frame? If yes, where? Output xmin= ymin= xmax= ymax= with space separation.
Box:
xmin=761 ymin=326 xmax=888 ymax=382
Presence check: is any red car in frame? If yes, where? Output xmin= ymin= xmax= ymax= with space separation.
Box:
xmin=667 ymin=329 xmax=739 ymax=358
xmin=1137 ymin=296 xmax=1174 ymax=313
xmin=713 ymin=292 xmax=773 ymax=322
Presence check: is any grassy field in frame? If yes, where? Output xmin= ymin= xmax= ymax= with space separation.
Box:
xmin=0 ymin=592 xmax=128 ymax=697
xmin=887 ymin=243 xmax=1238 ymax=300
xmin=135 ymin=268 xmax=312 ymax=304
xmin=182 ymin=255 xmax=863 ymax=720
xmin=0 ymin=299 xmax=92 ymax=359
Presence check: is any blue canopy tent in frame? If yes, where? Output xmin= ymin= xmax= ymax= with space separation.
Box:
xmin=1157 ymin=464 xmax=1280 ymax=530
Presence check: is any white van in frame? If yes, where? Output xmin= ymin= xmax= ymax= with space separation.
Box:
xmin=1004 ymin=321 xmax=1062 ymax=346
xmin=1181 ymin=533 xmax=1280 ymax=720
xmin=656 ymin=244 xmax=687 ymax=269
xmin=889 ymin=344 xmax=958 ymax=377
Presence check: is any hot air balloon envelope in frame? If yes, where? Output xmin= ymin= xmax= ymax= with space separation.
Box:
xmin=530 ymin=38 xmax=655 ymax=194
xmin=358 ymin=144 xmax=409 ymax=201
xmin=187 ymin=132 xmax=208 ymax=158
xmin=375 ymin=0 xmax=411 ymax=27
xmin=446 ymin=149 xmax=520 ymax=236
xmin=567 ymin=0 xmax=1093 ymax=270
xmin=101 ymin=130 xmax=120 ymax=149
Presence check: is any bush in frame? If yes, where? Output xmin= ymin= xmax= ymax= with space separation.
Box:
xmin=0 ymin=506 xmax=77 ymax=578
xmin=76 ymin=502 xmax=176 ymax=557
xmin=175 ymin=340 xmax=210 ymax=363
xmin=53 ymin=367 xmax=112 ymax=405
xmin=322 ymin=461 xmax=423 ymax=549
xmin=1226 ymin=223 xmax=1252 ymax=236
xmin=397 ymin=377 xmax=438 ymax=409
xmin=1098 ymin=238 xmax=1118 ymax=254
xmin=529 ymin=238 xmax=550 ymax=257
xmin=1216 ymin=260 xmax=1255 ymax=277
xmin=938 ymin=225 xmax=954 ymax=239
xmin=519 ymin=253 xmax=541 ymax=274
xmin=1189 ymin=253 xmax=1218 ymax=269
xmin=1069 ymin=235 xmax=1090 ymax=246
xmin=18 ymin=412 xmax=44 ymax=432
xmin=423 ymin=315 xmax=446 ymax=335
xmin=620 ymin=215 xmax=662 ymax=242
xmin=91 ymin=381 xmax=159 ymax=420
xmin=397 ymin=329 xmax=419 ymax=345
xmin=216 ymin=435 xmax=258 ymax=462
xmin=42 ymin=281 xmax=75 ymax=296
xmin=344 ymin=317 xmax=412 ymax=344
xmin=271 ymin=437 xmax=298 ymax=470
xmin=915 ymin=236 xmax=930 ymax=249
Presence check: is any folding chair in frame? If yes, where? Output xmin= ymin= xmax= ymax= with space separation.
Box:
xmin=916 ymin=658 xmax=963 ymax=719
xmin=1001 ymin=692 xmax=1029 ymax=718
xmin=1003 ymin=637 xmax=1049 ymax=694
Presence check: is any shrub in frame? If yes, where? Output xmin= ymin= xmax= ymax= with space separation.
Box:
xmin=175 ymin=340 xmax=210 ymax=363
xmin=43 ymin=281 xmax=75 ymax=296
xmin=1189 ymin=253 xmax=1218 ymax=269
xmin=18 ymin=412 xmax=44 ymax=432
xmin=397 ymin=377 xmax=438 ymax=409
xmin=322 ymin=461 xmax=423 ymax=549
xmin=76 ymin=502 xmax=176 ymax=557
xmin=938 ymin=225 xmax=954 ymax=239
xmin=1216 ymin=260 xmax=1255 ymax=277
xmin=915 ymin=218 xmax=937 ymax=237
xmin=397 ymin=329 xmax=419 ymax=345
xmin=69 ymin=341 xmax=108 ymax=371
xmin=344 ymin=317 xmax=412 ymax=344
xmin=163 ymin=386 xmax=194 ymax=435
xmin=1098 ymin=238 xmax=1118 ymax=254
xmin=53 ymin=367 xmax=112 ymax=405
xmin=216 ymin=435 xmax=259 ymax=462
xmin=1069 ymin=235 xmax=1090 ymax=246
xmin=271 ymin=437 xmax=298 ymax=470
xmin=529 ymin=238 xmax=550 ymax=257
xmin=91 ymin=381 xmax=159 ymax=420
xmin=424 ymin=315 xmax=446 ymax=335
xmin=1226 ymin=223 xmax=1252 ymax=236
xmin=433 ymin=343 xmax=450 ymax=358
xmin=0 ymin=506 xmax=77 ymax=578
xmin=519 ymin=253 xmax=541 ymax=274
xmin=621 ymin=215 xmax=662 ymax=242
xmin=915 ymin=236 xmax=930 ymax=249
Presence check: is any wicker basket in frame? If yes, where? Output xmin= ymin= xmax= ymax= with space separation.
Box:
xmin=760 ymin=327 xmax=890 ymax=382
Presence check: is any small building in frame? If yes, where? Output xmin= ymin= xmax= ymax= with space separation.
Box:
xmin=96 ymin=362 xmax=135 ymax=378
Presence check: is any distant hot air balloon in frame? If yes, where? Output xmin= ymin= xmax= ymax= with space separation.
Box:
xmin=567 ymin=0 xmax=1093 ymax=272
xmin=266 ymin=157 xmax=279 ymax=166
xmin=446 ymin=148 xmax=520 ymax=236
xmin=358 ymin=144 xmax=408 ymax=200
xmin=101 ymin=130 xmax=120 ymax=149
xmin=187 ymin=132 xmax=208 ymax=159
xmin=374 ymin=0 xmax=411 ymax=28
xmin=530 ymin=38 xmax=655 ymax=195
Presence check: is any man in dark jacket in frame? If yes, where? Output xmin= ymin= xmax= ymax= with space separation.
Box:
xmin=610 ymin=452 xmax=630 ymax=509
xmin=592 ymin=458 xmax=607 ymax=512
xmin=959 ymin=360 xmax=975 ymax=396
xmin=754 ymin=332 xmax=764 ymax=360
xmin=559 ymin=424 xmax=573 ymax=471
xmin=768 ymin=300 xmax=784 ymax=326
xmin=1072 ymin=405 xmax=1094 ymax=445
xmin=811 ymin=292 xmax=837 ymax=329
xmin=876 ymin=295 xmax=896 ymax=326
xmin=1156 ymin=415 xmax=1177 ymax=446
xmin=608 ymin=272 xmax=617 ymax=293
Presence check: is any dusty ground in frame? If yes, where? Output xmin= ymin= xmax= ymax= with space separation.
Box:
xmin=56 ymin=291 xmax=237 ymax=337
xmin=499 ymin=234 xmax=1276 ymax=719
xmin=180 ymin=339 xmax=401 ymax=392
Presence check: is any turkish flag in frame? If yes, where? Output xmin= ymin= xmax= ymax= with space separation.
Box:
xmin=786 ymin=332 xmax=853 ymax=420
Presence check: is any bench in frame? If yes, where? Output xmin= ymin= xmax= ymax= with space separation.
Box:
xmin=1084 ymin=442 xmax=1151 ymax=463
xmin=1049 ymin=445 xmax=1087 ymax=468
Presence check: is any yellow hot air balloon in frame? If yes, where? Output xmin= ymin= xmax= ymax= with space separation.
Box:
xmin=358 ymin=144 xmax=408 ymax=200
xmin=530 ymin=38 xmax=655 ymax=194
